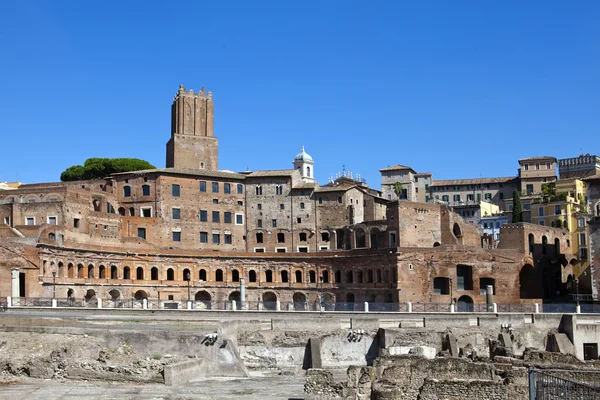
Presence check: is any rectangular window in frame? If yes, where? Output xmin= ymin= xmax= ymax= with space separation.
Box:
xmin=172 ymin=208 xmax=180 ymax=220
xmin=200 ymin=181 xmax=207 ymax=192
xmin=200 ymin=232 xmax=208 ymax=243
xmin=580 ymin=248 xmax=588 ymax=260
xmin=172 ymin=184 xmax=180 ymax=197
xmin=213 ymin=199 xmax=219 ymax=204
xmin=538 ymin=207 xmax=544 ymax=217
xmin=224 ymin=183 xmax=231 ymax=194
xmin=555 ymin=205 xmax=561 ymax=215
xmin=453 ymin=194 xmax=461 ymax=202
xmin=456 ymin=265 xmax=473 ymax=291
xmin=224 ymin=212 xmax=232 ymax=224
xmin=212 ymin=211 xmax=220 ymax=223
xmin=300 ymin=202 xmax=305 ymax=209
xmin=539 ymin=220 xmax=545 ymax=226
xmin=276 ymin=248 xmax=286 ymax=253
xmin=298 ymin=246 xmax=308 ymax=253
xmin=257 ymin=219 xmax=262 ymax=228
xmin=476 ymin=194 xmax=481 ymax=202
xmin=467 ymin=194 xmax=474 ymax=201
xmin=484 ymin=193 xmax=492 ymax=201
xmin=524 ymin=203 xmax=531 ymax=211
xmin=142 ymin=185 xmax=150 ymax=196
xmin=507 ymin=204 xmax=513 ymax=211
xmin=212 ymin=233 xmax=220 ymax=244
xmin=224 ymin=233 xmax=232 ymax=244
xmin=499 ymin=193 xmax=504 ymax=200
xmin=579 ymin=218 xmax=586 ymax=228
xmin=425 ymin=184 xmax=429 ymax=190
xmin=580 ymin=233 xmax=587 ymax=246
xmin=212 ymin=182 xmax=219 ymax=193
xmin=172 ymin=231 xmax=181 ymax=242
xmin=237 ymin=201 xmax=243 ymax=206
xmin=47 ymin=216 xmax=57 ymax=225
xmin=73 ymin=218 xmax=80 ymax=228
xmin=257 ymin=204 xmax=262 ymax=210
xmin=272 ymin=219 xmax=277 ymax=228
xmin=297 ymin=217 xmax=302 ymax=223
xmin=526 ymin=184 xmax=534 ymax=194
xmin=280 ymin=203 xmax=284 ymax=210
xmin=235 ymin=214 xmax=244 ymax=225
xmin=25 ymin=216 xmax=35 ymax=225
xmin=200 ymin=210 xmax=208 ymax=222
xmin=524 ymin=164 xmax=529 ymax=171
xmin=137 ymin=228 xmax=146 ymax=239
xmin=237 ymin=184 xmax=243 ymax=194
xmin=141 ymin=207 xmax=152 ymax=217
xmin=338 ymin=196 xmax=342 ymax=204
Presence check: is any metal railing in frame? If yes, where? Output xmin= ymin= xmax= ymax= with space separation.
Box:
xmin=3 ymin=297 xmax=600 ymax=314
xmin=529 ymin=369 xmax=600 ymax=399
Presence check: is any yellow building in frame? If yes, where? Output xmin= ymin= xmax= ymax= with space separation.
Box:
xmin=530 ymin=179 xmax=591 ymax=293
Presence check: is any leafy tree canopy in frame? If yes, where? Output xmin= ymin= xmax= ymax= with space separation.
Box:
xmin=60 ymin=158 xmax=156 ymax=181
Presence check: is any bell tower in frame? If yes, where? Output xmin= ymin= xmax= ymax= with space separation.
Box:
xmin=166 ymin=85 xmax=218 ymax=170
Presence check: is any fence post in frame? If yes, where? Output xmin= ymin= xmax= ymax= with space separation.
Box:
xmin=97 ymin=298 xmax=102 ymax=309
xmin=576 ymin=304 xmax=581 ymax=314
xmin=528 ymin=368 xmax=535 ymax=400
xmin=364 ymin=302 xmax=369 ymax=313
xmin=187 ymin=301 xmax=192 ymax=310
xmin=493 ymin=303 xmax=498 ymax=313
xmin=143 ymin=298 xmax=148 ymax=310
xmin=535 ymin=303 xmax=540 ymax=314
xmin=232 ymin=300 xmax=237 ymax=311
xmin=276 ymin=300 xmax=281 ymax=311
xmin=407 ymin=302 xmax=412 ymax=313
xmin=450 ymin=303 xmax=455 ymax=313
xmin=7 ymin=296 xmax=11 ymax=308
xmin=52 ymin=299 xmax=57 ymax=308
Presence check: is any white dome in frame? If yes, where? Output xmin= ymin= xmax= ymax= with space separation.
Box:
xmin=294 ymin=146 xmax=313 ymax=162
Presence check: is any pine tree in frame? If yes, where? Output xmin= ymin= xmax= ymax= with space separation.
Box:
xmin=512 ymin=189 xmax=523 ymax=223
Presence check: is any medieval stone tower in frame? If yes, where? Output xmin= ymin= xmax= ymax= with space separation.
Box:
xmin=166 ymin=85 xmax=218 ymax=170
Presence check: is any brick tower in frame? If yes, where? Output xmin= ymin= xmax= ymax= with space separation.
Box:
xmin=166 ymin=85 xmax=218 ymax=170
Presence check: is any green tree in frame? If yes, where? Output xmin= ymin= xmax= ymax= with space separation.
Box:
xmin=60 ymin=158 xmax=156 ymax=181
xmin=392 ymin=181 xmax=404 ymax=200
xmin=512 ymin=189 xmax=523 ymax=223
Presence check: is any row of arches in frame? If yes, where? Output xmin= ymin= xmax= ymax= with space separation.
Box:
xmin=43 ymin=261 xmax=395 ymax=286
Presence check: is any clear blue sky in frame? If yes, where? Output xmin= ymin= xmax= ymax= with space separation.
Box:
xmin=1 ymin=1 xmax=598 ymax=188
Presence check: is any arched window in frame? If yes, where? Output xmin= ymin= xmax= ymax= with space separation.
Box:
xmin=322 ymin=270 xmax=329 ymax=283
xmin=335 ymin=270 xmax=341 ymax=283
xmin=166 ymin=268 xmax=174 ymax=281
xmin=98 ymin=265 xmax=105 ymax=279
xmin=528 ymin=233 xmax=535 ymax=253
xmin=68 ymin=263 xmax=74 ymax=278
xmin=555 ymin=238 xmax=560 ymax=256
xmin=183 ymin=268 xmax=191 ymax=281
xmin=255 ymin=185 xmax=262 ymax=195
xmin=376 ymin=269 xmax=382 ymax=283
xmin=215 ymin=269 xmax=223 ymax=282
xmin=199 ymin=269 xmax=207 ymax=281
xmin=265 ymin=270 xmax=273 ymax=282
xmin=137 ymin=267 xmax=144 ymax=280
xmin=123 ymin=266 xmax=131 ymax=280
xmin=309 ymin=270 xmax=316 ymax=283
xmin=307 ymin=166 xmax=311 ymax=177
xmin=151 ymin=267 xmax=158 ymax=280
xmin=346 ymin=270 xmax=353 ymax=283
xmin=110 ymin=265 xmax=118 ymax=279
xmin=367 ymin=269 xmax=374 ymax=283
xmin=123 ymin=186 xmax=131 ymax=197
xmin=118 ymin=207 xmax=125 ymax=216
xmin=249 ymin=270 xmax=257 ymax=282
xmin=58 ymin=262 xmax=64 ymax=277
xmin=77 ymin=264 xmax=84 ymax=278
xmin=232 ymin=269 xmax=240 ymax=282
xmin=295 ymin=270 xmax=302 ymax=283
xmin=281 ymin=270 xmax=289 ymax=283
xmin=87 ymin=265 xmax=94 ymax=279
xmin=542 ymin=236 xmax=548 ymax=255
xmin=129 ymin=207 xmax=135 ymax=216
xmin=356 ymin=270 xmax=363 ymax=283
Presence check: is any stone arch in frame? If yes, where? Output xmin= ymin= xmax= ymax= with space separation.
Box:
xmin=295 ymin=270 xmax=302 ymax=283
xmin=370 ymin=228 xmax=380 ymax=249
xmin=355 ymin=227 xmax=366 ymax=248
xmin=67 ymin=288 xmax=75 ymax=299
xmin=249 ymin=270 xmax=257 ymax=283
xmin=77 ymin=263 xmax=84 ymax=278
xmin=137 ymin=267 xmax=144 ymax=280
xmin=519 ymin=264 xmax=537 ymax=298
xmin=199 ymin=268 xmax=207 ymax=281
xmin=151 ymin=267 xmax=159 ymax=280
xmin=87 ymin=264 xmax=95 ymax=279
xmin=542 ymin=236 xmax=548 ymax=255
xmin=166 ymin=268 xmax=174 ymax=281
xmin=262 ymin=291 xmax=277 ymax=310
xmin=232 ymin=269 xmax=240 ymax=282
xmin=308 ymin=270 xmax=316 ymax=283
xmin=346 ymin=292 xmax=355 ymax=304
xmin=108 ymin=289 xmax=120 ymax=300
xmin=195 ymin=290 xmax=211 ymax=309
xmin=48 ymin=232 xmax=56 ymax=241
xmin=365 ymin=291 xmax=376 ymax=303
xmin=98 ymin=265 xmax=105 ymax=279
xmin=84 ymin=289 xmax=96 ymax=301
xmin=528 ymin=233 xmax=535 ymax=253
xmin=68 ymin=263 xmax=74 ymax=278
xmin=118 ymin=207 xmax=125 ymax=216
xmin=58 ymin=261 xmax=64 ymax=277
xmin=183 ymin=268 xmax=191 ymax=281
xmin=293 ymin=292 xmax=307 ymax=311
xmin=216 ymin=269 xmax=224 ymax=282
xmin=134 ymin=290 xmax=148 ymax=300
xmin=321 ymin=270 xmax=329 ymax=283
xmin=453 ymin=223 xmax=462 ymax=239
xmin=123 ymin=266 xmax=131 ymax=280
xmin=554 ymin=238 xmax=560 ymax=256
xmin=228 ymin=290 xmax=241 ymax=304
xmin=281 ymin=270 xmax=289 ymax=283
xmin=265 ymin=270 xmax=273 ymax=282
xmin=433 ymin=242 xmax=441 ymax=247
xmin=110 ymin=265 xmax=118 ymax=279
xmin=457 ymin=295 xmax=473 ymax=312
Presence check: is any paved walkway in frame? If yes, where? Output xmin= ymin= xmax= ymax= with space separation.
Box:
xmin=0 ymin=375 xmax=306 ymax=400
